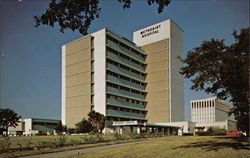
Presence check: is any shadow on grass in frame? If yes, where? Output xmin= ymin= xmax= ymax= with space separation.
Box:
xmin=172 ymin=137 xmax=249 ymax=151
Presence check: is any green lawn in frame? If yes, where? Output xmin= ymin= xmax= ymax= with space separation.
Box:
xmin=0 ymin=134 xmax=116 ymax=150
xmin=71 ymin=136 xmax=250 ymax=158
xmin=0 ymin=134 xmax=143 ymax=157
xmin=0 ymin=135 xmax=249 ymax=158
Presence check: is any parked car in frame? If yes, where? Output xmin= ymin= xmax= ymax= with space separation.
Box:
xmin=226 ymin=130 xmax=245 ymax=136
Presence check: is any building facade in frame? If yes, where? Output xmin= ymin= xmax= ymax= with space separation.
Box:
xmin=155 ymin=97 xmax=237 ymax=134
xmin=191 ymin=97 xmax=231 ymax=123
xmin=62 ymin=19 xmax=184 ymax=128
xmin=62 ymin=29 xmax=147 ymax=128
xmin=8 ymin=118 xmax=60 ymax=136
xmin=133 ymin=19 xmax=184 ymax=123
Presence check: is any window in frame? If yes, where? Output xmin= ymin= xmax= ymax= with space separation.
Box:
xmin=107 ymin=35 xmax=119 ymax=45
xmin=107 ymin=82 xmax=118 ymax=88
xmin=107 ymin=59 xmax=118 ymax=66
xmin=119 ymin=53 xmax=130 ymax=61
xmin=107 ymin=47 xmax=118 ymax=55
xmin=107 ymin=58 xmax=145 ymax=79
xmin=91 ymin=95 xmax=94 ymax=104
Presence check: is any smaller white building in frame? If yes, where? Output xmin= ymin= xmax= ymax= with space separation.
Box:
xmin=154 ymin=97 xmax=237 ymax=134
xmin=8 ymin=118 xmax=60 ymax=136
xmin=190 ymin=97 xmax=237 ymax=133
xmin=191 ymin=97 xmax=231 ymax=123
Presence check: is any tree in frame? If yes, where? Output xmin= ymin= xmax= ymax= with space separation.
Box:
xmin=55 ymin=121 xmax=67 ymax=134
xmin=0 ymin=108 xmax=21 ymax=136
xmin=75 ymin=117 xmax=93 ymax=133
xmin=88 ymin=111 xmax=106 ymax=133
xmin=178 ymin=28 xmax=249 ymax=136
xmin=34 ymin=0 xmax=171 ymax=35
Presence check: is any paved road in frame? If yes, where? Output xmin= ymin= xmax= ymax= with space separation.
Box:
xmin=20 ymin=138 xmax=169 ymax=158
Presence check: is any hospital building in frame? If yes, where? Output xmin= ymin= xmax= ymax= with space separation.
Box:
xmin=61 ymin=19 xmax=184 ymax=129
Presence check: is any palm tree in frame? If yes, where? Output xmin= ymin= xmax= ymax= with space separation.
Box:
xmin=88 ymin=111 xmax=106 ymax=133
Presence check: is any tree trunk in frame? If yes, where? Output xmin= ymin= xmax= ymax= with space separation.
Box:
xmin=4 ymin=128 xmax=8 ymax=137
xmin=246 ymin=130 xmax=249 ymax=137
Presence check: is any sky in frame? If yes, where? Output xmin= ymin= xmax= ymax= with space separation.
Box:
xmin=0 ymin=0 xmax=249 ymax=121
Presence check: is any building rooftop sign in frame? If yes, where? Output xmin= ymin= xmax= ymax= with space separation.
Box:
xmin=133 ymin=19 xmax=170 ymax=46
xmin=140 ymin=24 xmax=161 ymax=38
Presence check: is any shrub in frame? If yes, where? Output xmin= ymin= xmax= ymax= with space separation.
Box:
xmin=113 ymin=133 xmax=129 ymax=140
xmin=67 ymin=128 xmax=77 ymax=134
xmin=128 ymin=133 xmax=144 ymax=139
xmin=207 ymin=127 xmax=226 ymax=135
xmin=141 ymin=133 xmax=162 ymax=138
xmin=38 ymin=141 xmax=52 ymax=148
xmin=75 ymin=118 xmax=93 ymax=133
xmin=55 ymin=121 xmax=67 ymax=134
xmin=0 ymin=136 xmax=12 ymax=151
xmin=69 ymin=139 xmax=82 ymax=146
xmin=56 ymin=135 xmax=67 ymax=146
xmin=81 ymin=135 xmax=99 ymax=144
xmin=183 ymin=133 xmax=193 ymax=136
xmin=23 ymin=136 xmax=33 ymax=149
xmin=89 ymin=128 xmax=99 ymax=134
xmin=195 ymin=131 xmax=209 ymax=136
xmin=113 ymin=132 xmax=122 ymax=140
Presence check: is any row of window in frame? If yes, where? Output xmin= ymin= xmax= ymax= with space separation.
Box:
xmin=107 ymin=94 xmax=146 ymax=106
xmin=107 ymin=70 xmax=145 ymax=87
xmin=33 ymin=122 xmax=58 ymax=126
xmin=193 ymin=114 xmax=215 ymax=117
xmin=107 ymin=116 xmax=144 ymax=123
xmin=107 ymin=47 xmax=146 ymax=69
xmin=192 ymin=115 xmax=215 ymax=119
xmin=107 ymin=105 xmax=147 ymax=115
xmin=193 ymin=117 xmax=215 ymax=119
xmin=191 ymin=101 xmax=215 ymax=108
xmin=192 ymin=114 xmax=214 ymax=117
xmin=107 ymin=59 xmax=146 ymax=78
xmin=91 ymin=42 xmax=94 ymax=58
xmin=192 ymin=111 xmax=215 ymax=113
xmin=107 ymin=35 xmax=146 ymax=59
xmin=193 ymin=118 xmax=215 ymax=121
xmin=91 ymin=46 xmax=95 ymax=99
xmin=107 ymin=82 xmax=146 ymax=96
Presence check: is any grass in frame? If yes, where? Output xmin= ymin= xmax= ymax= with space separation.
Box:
xmin=71 ymin=136 xmax=250 ymax=158
xmin=0 ymin=134 xmax=116 ymax=149
xmin=0 ymin=135 xmax=249 ymax=158
xmin=0 ymin=139 xmax=142 ymax=158
xmin=0 ymin=134 xmax=150 ymax=157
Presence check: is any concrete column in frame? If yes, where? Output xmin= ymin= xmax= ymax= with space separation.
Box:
xmin=137 ymin=127 xmax=140 ymax=134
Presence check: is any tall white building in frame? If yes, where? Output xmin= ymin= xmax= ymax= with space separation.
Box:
xmin=133 ymin=19 xmax=184 ymax=123
xmin=191 ymin=97 xmax=231 ymax=123
xmin=61 ymin=19 xmax=184 ymax=128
